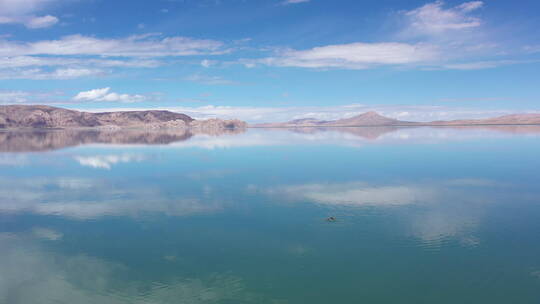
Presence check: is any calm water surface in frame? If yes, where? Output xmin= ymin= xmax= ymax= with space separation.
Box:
xmin=1 ymin=126 xmax=540 ymax=303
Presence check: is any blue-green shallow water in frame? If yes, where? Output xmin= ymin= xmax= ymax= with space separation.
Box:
xmin=1 ymin=127 xmax=540 ymax=303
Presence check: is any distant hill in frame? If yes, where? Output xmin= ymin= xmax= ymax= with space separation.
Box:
xmin=254 ymin=111 xmax=540 ymax=127
xmin=0 ymin=105 xmax=246 ymax=130
xmin=428 ymin=114 xmax=540 ymax=126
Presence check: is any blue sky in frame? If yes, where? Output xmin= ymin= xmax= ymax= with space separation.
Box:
xmin=0 ymin=0 xmax=539 ymax=122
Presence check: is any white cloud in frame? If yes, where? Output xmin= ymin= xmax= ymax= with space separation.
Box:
xmin=402 ymin=1 xmax=483 ymax=36
xmin=456 ymin=1 xmax=483 ymax=12
xmin=73 ymin=88 xmax=147 ymax=103
xmin=435 ymin=60 xmax=531 ymax=70
xmin=183 ymin=74 xmax=236 ymax=85
xmin=0 ymin=0 xmax=60 ymax=29
xmin=52 ymin=68 xmax=104 ymax=78
xmin=0 ymin=67 xmax=106 ymax=80
xmin=0 ymin=34 xmax=225 ymax=57
xmin=255 ymin=42 xmax=439 ymax=69
xmin=0 ymin=34 xmax=225 ymax=78
xmin=0 ymin=0 xmax=55 ymax=14
xmin=282 ymin=0 xmax=310 ymax=4
xmin=0 ymin=89 xmax=64 ymax=103
xmin=200 ymin=59 xmax=214 ymax=67
xmin=23 ymin=14 xmax=58 ymax=28
xmin=523 ymin=45 xmax=540 ymax=54
xmin=0 ymin=56 xmax=161 ymax=70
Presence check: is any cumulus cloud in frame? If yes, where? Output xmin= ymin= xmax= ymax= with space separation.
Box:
xmin=73 ymin=88 xmax=147 ymax=103
xmin=0 ymin=0 xmax=60 ymax=29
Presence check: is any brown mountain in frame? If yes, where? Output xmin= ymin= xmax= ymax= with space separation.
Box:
xmin=0 ymin=105 xmax=246 ymax=130
xmin=254 ymin=111 xmax=540 ymax=128
xmin=326 ymin=111 xmax=412 ymax=126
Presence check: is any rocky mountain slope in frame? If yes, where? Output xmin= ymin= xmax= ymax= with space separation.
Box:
xmin=0 ymin=105 xmax=246 ymax=130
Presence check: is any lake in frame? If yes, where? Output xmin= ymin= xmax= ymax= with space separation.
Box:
xmin=1 ymin=126 xmax=540 ymax=303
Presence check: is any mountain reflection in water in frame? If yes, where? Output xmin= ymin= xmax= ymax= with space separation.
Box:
xmin=1 ymin=125 xmax=540 ymax=152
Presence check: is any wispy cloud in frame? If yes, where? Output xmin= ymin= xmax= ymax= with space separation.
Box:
xmin=0 ymin=67 xmax=106 ymax=80
xmin=0 ymin=34 xmax=226 ymax=79
xmin=0 ymin=89 xmax=64 ymax=103
xmin=0 ymin=34 xmax=226 ymax=57
xmin=183 ymin=74 xmax=237 ymax=85
xmin=0 ymin=56 xmax=161 ymax=69
xmin=251 ymin=42 xmax=439 ymax=69
xmin=0 ymin=91 xmax=30 ymax=103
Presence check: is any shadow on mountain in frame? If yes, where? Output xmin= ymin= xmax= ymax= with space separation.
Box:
xmin=0 ymin=127 xmax=245 ymax=152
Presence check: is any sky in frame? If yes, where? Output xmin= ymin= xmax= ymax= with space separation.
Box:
xmin=0 ymin=0 xmax=539 ymax=122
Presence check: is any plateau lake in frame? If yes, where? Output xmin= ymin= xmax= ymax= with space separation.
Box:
xmin=1 ymin=126 xmax=540 ymax=303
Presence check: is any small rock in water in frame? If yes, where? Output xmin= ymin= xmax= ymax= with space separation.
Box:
xmin=326 ymin=216 xmax=337 ymax=222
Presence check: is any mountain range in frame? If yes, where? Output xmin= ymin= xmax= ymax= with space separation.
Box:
xmin=254 ymin=111 xmax=540 ymax=127
xmin=2 ymin=105 xmax=540 ymax=130
xmin=0 ymin=105 xmax=246 ymax=130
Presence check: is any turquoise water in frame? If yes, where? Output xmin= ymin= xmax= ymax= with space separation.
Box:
xmin=1 ymin=127 xmax=540 ymax=303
